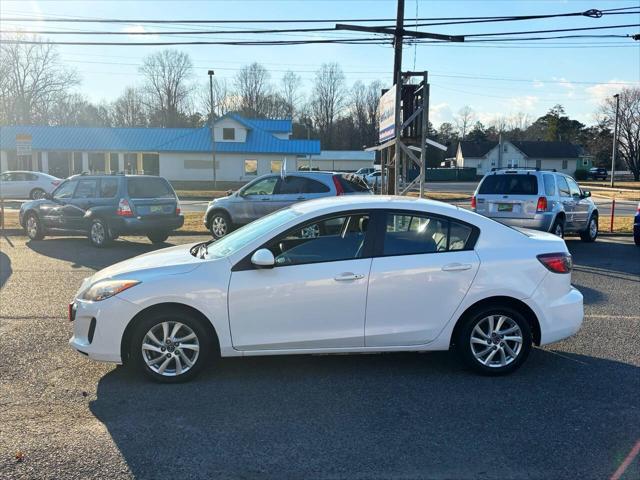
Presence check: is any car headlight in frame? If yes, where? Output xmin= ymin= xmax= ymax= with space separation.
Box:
xmin=81 ymin=280 xmax=140 ymax=302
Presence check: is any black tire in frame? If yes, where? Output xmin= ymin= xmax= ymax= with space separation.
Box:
xmin=148 ymin=232 xmax=170 ymax=244
xmin=456 ymin=305 xmax=532 ymax=376
xmin=88 ymin=218 xmax=112 ymax=248
xmin=129 ymin=308 xmax=213 ymax=383
xmin=550 ymin=217 xmax=564 ymax=238
xmin=579 ymin=214 xmax=598 ymax=242
xmin=30 ymin=188 xmax=46 ymax=200
xmin=25 ymin=212 xmax=45 ymax=240
xmin=208 ymin=211 xmax=231 ymax=240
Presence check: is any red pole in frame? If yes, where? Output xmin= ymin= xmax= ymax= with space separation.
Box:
xmin=610 ymin=197 xmax=616 ymax=233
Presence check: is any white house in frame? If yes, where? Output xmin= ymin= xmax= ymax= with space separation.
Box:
xmin=455 ymin=140 xmax=592 ymax=176
xmin=0 ymin=114 xmax=320 ymax=187
xmin=304 ymin=150 xmax=376 ymax=172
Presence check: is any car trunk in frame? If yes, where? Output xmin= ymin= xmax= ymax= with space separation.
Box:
xmin=475 ymin=173 xmax=540 ymax=219
xmin=126 ymin=177 xmax=178 ymax=218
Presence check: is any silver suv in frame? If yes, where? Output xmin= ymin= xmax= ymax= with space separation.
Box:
xmin=204 ymin=171 xmax=371 ymax=238
xmin=472 ymin=168 xmax=598 ymax=241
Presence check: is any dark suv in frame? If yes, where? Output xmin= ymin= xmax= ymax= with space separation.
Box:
xmin=19 ymin=174 xmax=183 ymax=247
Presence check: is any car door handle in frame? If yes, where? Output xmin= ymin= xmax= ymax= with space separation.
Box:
xmin=334 ymin=273 xmax=365 ymax=281
xmin=441 ymin=263 xmax=472 ymax=272
xmin=296 ymin=196 xmax=305 ymax=201
xmin=261 ymin=198 xmax=270 ymax=201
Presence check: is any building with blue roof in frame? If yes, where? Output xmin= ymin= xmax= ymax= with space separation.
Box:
xmin=0 ymin=114 xmax=320 ymax=185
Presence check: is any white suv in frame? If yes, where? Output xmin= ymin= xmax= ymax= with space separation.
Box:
xmin=472 ymin=169 xmax=598 ymax=241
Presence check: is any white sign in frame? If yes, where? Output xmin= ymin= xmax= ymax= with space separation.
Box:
xmin=16 ymin=134 xmax=32 ymax=156
xmin=378 ymin=88 xmax=396 ymax=143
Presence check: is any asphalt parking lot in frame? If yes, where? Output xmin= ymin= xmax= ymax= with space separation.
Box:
xmin=0 ymin=233 xmax=638 ymax=480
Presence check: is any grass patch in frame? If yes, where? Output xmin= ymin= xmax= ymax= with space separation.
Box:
xmin=590 ymin=190 xmax=640 ymax=202
xmin=407 ymin=191 xmax=471 ymax=202
xmin=599 ymin=216 xmax=633 ymax=234
xmin=581 ymin=181 xmax=640 ymax=190
xmin=180 ymin=212 xmax=208 ymax=233
xmin=176 ymin=190 xmax=230 ymax=200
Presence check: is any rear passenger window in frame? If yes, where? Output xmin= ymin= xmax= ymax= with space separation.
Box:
xmin=127 ymin=178 xmax=174 ymax=198
xmin=543 ymin=174 xmax=556 ymax=196
xmin=383 ymin=213 xmax=473 ymax=255
xmin=74 ymin=179 xmax=97 ymax=199
xmin=278 ymin=176 xmax=329 ymax=194
xmin=99 ymin=178 xmax=119 ymax=198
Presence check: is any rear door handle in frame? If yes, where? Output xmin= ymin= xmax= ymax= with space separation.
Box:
xmin=261 ymin=198 xmax=270 ymax=201
xmin=296 ymin=196 xmax=305 ymax=201
xmin=334 ymin=273 xmax=365 ymax=281
xmin=441 ymin=263 xmax=472 ymax=272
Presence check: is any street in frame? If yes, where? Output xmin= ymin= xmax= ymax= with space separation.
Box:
xmin=1 ymin=233 xmax=638 ymax=479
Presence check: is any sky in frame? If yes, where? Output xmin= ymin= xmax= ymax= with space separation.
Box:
xmin=1 ymin=0 xmax=639 ymax=128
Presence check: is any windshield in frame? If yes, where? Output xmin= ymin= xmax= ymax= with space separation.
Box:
xmin=203 ymin=208 xmax=302 ymax=259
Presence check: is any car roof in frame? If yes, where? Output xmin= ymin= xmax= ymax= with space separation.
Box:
xmin=289 ymin=194 xmax=458 ymax=215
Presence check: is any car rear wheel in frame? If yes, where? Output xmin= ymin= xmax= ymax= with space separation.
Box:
xmin=30 ymin=188 xmax=46 ymax=200
xmin=579 ymin=214 xmax=598 ymax=242
xmin=129 ymin=310 xmax=213 ymax=383
xmin=148 ymin=232 xmax=170 ymax=244
xmin=551 ymin=217 xmax=564 ymax=238
xmin=89 ymin=218 xmax=112 ymax=248
xmin=456 ymin=306 xmax=532 ymax=376
xmin=25 ymin=213 xmax=45 ymax=240
xmin=209 ymin=212 xmax=230 ymax=240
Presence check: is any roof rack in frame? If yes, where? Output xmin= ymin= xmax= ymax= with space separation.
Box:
xmin=491 ymin=167 xmax=539 ymax=172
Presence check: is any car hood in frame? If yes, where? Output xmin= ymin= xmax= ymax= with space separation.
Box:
xmin=79 ymin=242 xmax=206 ymax=291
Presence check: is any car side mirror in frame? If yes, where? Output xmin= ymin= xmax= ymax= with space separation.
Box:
xmin=582 ymin=190 xmax=591 ymax=198
xmin=226 ymin=190 xmax=233 ymax=196
xmin=251 ymin=248 xmax=275 ymax=268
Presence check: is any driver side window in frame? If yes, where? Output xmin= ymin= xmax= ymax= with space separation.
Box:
xmin=566 ymin=177 xmax=581 ymax=198
xmin=242 ymin=177 xmax=279 ymax=196
xmin=53 ymin=180 xmax=77 ymax=200
xmin=267 ymin=213 xmax=370 ymax=267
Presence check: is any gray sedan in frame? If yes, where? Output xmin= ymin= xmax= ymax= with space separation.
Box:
xmin=204 ymin=172 xmax=371 ymax=238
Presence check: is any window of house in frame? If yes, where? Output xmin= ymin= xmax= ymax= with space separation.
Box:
xmin=270 ymin=160 xmax=282 ymax=173
xmin=503 ymin=145 xmax=508 ymax=152
xmin=535 ymin=159 xmax=542 ymax=169
xmin=562 ymin=160 xmax=568 ymax=169
xmin=582 ymin=159 xmax=589 ymax=166
xmin=223 ymin=128 xmax=235 ymax=140
xmin=244 ymin=159 xmax=258 ymax=176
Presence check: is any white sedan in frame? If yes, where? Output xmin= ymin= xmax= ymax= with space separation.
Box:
xmin=0 ymin=170 xmax=61 ymax=199
xmin=69 ymin=196 xmax=583 ymax=382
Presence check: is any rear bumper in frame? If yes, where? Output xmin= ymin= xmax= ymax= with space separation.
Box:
xmin=492 ymin=213 xmax=555 ymax=232
xmin=111 ymin=214 xmax=184 ymax=235
xmin=529 ymin=285 xmax=583 ymax=346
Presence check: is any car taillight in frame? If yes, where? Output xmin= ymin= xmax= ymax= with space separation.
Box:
xmin=332 ymin=175 xmax=344 ymax=196
xmin=117 ymin=198 xmax=133 ymax=217
xmin=537 ymin=253 xmax=572 ymax=274
xmin=536 ymin=196 xmax=548 ymax=212
xmin=176 ymin=202 xmax=181 ymax=215
xmin=470 ymin=196 xmax=476 ymax=209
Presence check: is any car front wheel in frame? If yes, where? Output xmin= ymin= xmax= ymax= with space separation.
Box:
xmin=551 ymin=217 xmax=564 ymax=238
xmin=25 ymin=213 xmax=45 ymax=240
xmin=209 ymin=212 xmax=231 ymax=240
xmin=456 ymin=306 xmax=532 ymax=375
xmin=579 ymin=214 xmax=598 ymax=242
xmin=129 ymin=310 xmax=213 ymax=383
xmin=89 ymin=218 xmax=112 ymax=248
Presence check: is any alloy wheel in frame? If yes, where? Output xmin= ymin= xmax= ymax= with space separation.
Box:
xmin=211 ymin=216 xmax=227 ymax=238
xmin=91 ymin=222 xmax=105 ymax=245
xmin=589 ymin=217 xmax=597 ymax=239
xmin=27 ymin=216 xmax=38 ymax=238
xmin=141 ymin=321 xmax=200 ymax=377
xmin=554 ymin=223 xmax=563 ymax=237
xmin=470 ymin=315 xmax=523 ymax=368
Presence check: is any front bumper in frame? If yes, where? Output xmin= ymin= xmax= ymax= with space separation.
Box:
xmin=68 ymin=296 xmax=141 ymax=363
xmin=493 ymin=213 xmax=555 ymax=232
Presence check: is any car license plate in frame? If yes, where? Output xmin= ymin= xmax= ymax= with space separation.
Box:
xmin=150 ymin=205 xmax=164 ymax=214
xmin=498 ymin=203 xmax=513 ymax=212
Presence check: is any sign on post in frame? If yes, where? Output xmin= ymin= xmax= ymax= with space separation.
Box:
xmin=16 ymin=134 xmax=32 ymax=157
xmin=378 ymin=88 xmax=396 ymax=143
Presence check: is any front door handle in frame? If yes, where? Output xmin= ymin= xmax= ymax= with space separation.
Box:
xmin=334 ymin=273 xmax=365 ymax=281
xmin=261 ymin=198 xmax=270 ymax=201
xmin=441 ymin=263 xmax=472 ymax=272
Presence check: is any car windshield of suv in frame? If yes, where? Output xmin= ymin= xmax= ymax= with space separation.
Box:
xmin=202 ymin=208 xmax=302 ymax=259
xmin=127 ymin=177 xmax=174 ymax=198
xmin=478 ymin=174 xmax=538 ymax=195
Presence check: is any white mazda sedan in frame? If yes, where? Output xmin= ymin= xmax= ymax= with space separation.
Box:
xmin=69 ymin=196 xmax=583 ymax=382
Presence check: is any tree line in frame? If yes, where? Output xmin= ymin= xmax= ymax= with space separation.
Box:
xmin=1 ymin=38 xmax=638 ymax=179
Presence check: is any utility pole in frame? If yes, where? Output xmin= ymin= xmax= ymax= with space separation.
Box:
xmin=392 ymin=0 xmax=405 ymax=84
xmin=611 ymin=93 xmax=620 ymax=188
xmin=208 ymin=70 xmax=217 ymax=190
xmin=306 ymin=121 xmax=312 ymax=171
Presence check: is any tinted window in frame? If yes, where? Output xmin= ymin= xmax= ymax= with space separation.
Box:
xmin=278 ymin=176 xmax=330 ymax=194
xmin=25 ymin=173 xmax=38 ymax=181
xmin=383 ymin=213 xmax=473 ymax=255
xmin=566 ymin=177 xmax=581 ymax=197
xmin=269 ymin=214 xmax=370 ymax=266
xmin=338 ymin=174 xmax=370 ymax=193
xmin=99 ymin=178 xmax=119 ymax=198
xmin=543 ymin=174 xmax=556 ymax=196
xmin=243 ymin=177 xmax=278 ymax=196
xmin=53 ymin=180 xmax=77 ymax=200
xmin=478 ymin=175 xmax=538 ymax=195
xmin=127 ymin=177 xmax=174 ymax=198
xmin=74 ymin=179 xmax=98 ymax=199
xmin=556 ymin=176 xmax=570 ymax=197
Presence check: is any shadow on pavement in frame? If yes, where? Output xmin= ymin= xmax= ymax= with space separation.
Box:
xmin=566 ymin=238 xmax=640 ymax=280
xmin=0 ymin=249 xmax=12 ymax=289
xmin=90 ymin=350 xmax=639 ymax=480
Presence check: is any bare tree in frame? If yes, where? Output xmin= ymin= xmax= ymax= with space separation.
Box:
xmin=281 ymin=71 xmax=302 ymax=119
xmin=0 ymin=36 xmax=79 ymax=125
xmin=310 ymin=63 xmax=346 ymax=147
xmin=234 ymin=62 xmax=272 ymax=117
xmin=454 ymin=106 xmax=475 ymax=140
xmin=600 ymin=87 xmax=640 ymax=180
xmin=139 ymin=49 xmax=193 ymax=127
xmin=199 ymin=77 xmax=235 ymax=121
xmin=111 ymin=87 xmax=147 ymax=127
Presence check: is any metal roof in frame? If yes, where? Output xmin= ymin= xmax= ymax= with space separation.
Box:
xmin=0 ymin=116 xmax=318 ymax=155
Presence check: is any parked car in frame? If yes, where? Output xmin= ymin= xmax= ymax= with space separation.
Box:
xmin=69 ymin=195 xmax=583 ymax=383
xmin=587 ymin=167 xmax=608 ymax=181
xmin=0 ymin=171 xmax=61 ymax=199
xmin=634 ymin=202 xmax=640 ymax=246
xmin=204 ymin=171 xmax=371 ymax=239
xmin=472 ymin=168 xmax=598 ymax=242
xmin=355 ymin=167 xmax=377 ymax=177
xmin=19 ymin=174 xmax=183 ymax=247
